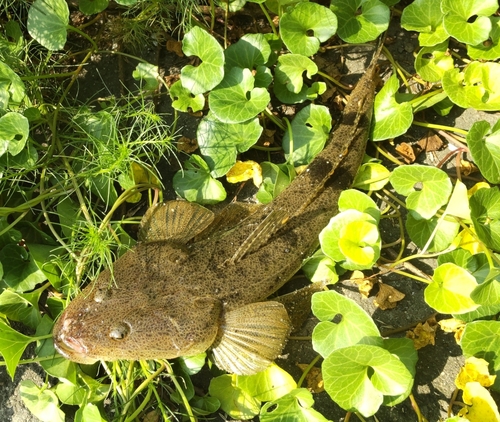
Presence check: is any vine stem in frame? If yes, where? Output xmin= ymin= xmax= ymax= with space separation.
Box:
xmin=413 ymin=120 xmax=468 ymax=136
xmin=317 ymin=70 xmax=353 ymax=91
xmin=165 ymin=361 xmax=197 ymax=422
xmin=296 ymin=354 xmax=321 ymax=388
xmin=259 ymin=3 xmax=278 ymax=37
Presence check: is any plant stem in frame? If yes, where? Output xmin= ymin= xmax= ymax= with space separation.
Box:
xmin=296 ymin=354 xmax=321 ymax=388
xmin=413 ymin=120 xmax=468 ymax=136
xmin=259 ymin=3 xmax=278 ymax=37
xmin=317 ymin=70 xmax=353 ymax=91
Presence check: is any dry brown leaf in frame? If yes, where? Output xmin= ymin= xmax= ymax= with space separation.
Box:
xmin=296 ymin=364 xmax=325 ymax=393
xmin=374 ymin=282 xmax=405 ymax=310
xmin=350 ymin=270 xmax=374 ymax=298
xmin=166 ymin=39 xmax=184 ymax=57
xmin=439 ymin=317 xmax=466 ymax=344
xmin=406 ymin=316 xmax=438 ymax=350
xmin=177 ymin=136 xmax=198 ymax=153
xmin=417 ymin=132 xmax=444 ymax=152
xmin=395 ymin=142 xmax=417 ymax=164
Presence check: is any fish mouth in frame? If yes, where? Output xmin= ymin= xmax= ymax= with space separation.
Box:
xmin=53 ymin=315 xmax=99 ymax=365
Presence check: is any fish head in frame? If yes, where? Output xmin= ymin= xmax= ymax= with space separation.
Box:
xmin=53 ymin=273 xmax=223 ymax=364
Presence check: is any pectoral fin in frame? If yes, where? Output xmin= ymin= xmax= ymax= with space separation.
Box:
xmin=210 ymin=301 xmax=291 ymax=375
xmin=138 ymin=200 xmax=214 ymax=243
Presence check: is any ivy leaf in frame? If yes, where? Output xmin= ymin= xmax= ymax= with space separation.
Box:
xmin=460 ymin=382 xmax=500 ymax=421
xmin=173 ymin=155 xmax=227 ymax=204
xmin=468 ymin=17 xmax=500 ymax=60
xmin=169 ymin=80 xmax=205 ymax=113
xmin=260 ymin=389 xmax=329 ymax=422
xmin=424 ymin=263 xmax=479 ymax=314
xmin=0 ymin=289 xmax=42 ymax=330
xmin=389 ymin=165 xmax=452 ymax=219
xmin=275 ymin=54 xmax=318 ymax=94
xmin=461 ymin=320 xmax=500 ymax=391
xmin=371 ymin=73 xmax=413 ymax=141
xmin=400 ymin=0 xmax=448 ymax=46
xmin=415 ymin=41 xmax=454 ymax=83
xmin=331 ymin=0 xmax=390 ymax=44
xmin=282 ymin=104 xmax=331 ymax=166
xmin=280 ymin=2 xmax=337 ymax=56
xmin=224 ymin=33 xmax=271 ymax=70
xmin=20 ymin=380 xmax=65 ymax=422
xmin=442 ymin=62 xmax=500 ymax=111
xmin=322 ymin=344 xmax=413 ymax=417
xmin=338 ymin=219 xmax=381 ymax=270
xmin=210 ymin=67 xmax=270 ymax=123
xmin=0 ymin=319 xmax=33 ymax=379
xmin=470 ymin=186 xmax=500 ymax=251
xmin=0 ymin=112 xmax=29 ymax=157
xmin=441 ymin=0 xmax=498 ymax=46
xmin=311 ymin=290 xmax=382 ymax=358
xmin=197 ymin=115 xmax=262 ymax=177
xmin=27 ymin=0 xmax=69 ymax=50
xmin=180 ymin=26 xmax=224 ymax=95
xmin=467 ymin=120 xmax=500 ymax=184
xmin=301 ymin=250 xmax=338 ymax=284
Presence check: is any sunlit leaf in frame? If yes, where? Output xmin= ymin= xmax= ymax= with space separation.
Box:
xmin=280 ymin=2 xmax=337 ymax=56
xmin=27 ymin=0 xmax=69 ymax=50
xmin=400 ymin=0 xmax=448 ymax=46
xmin=424 ymin=263 xmax=479 ymax=314
xmin=331 ymin=0 xmax=390 ymax=43
xmin=467 ymin=120 xmax=500 ymax=184
xmin=371 ymin=73 xmax=413 ymax=141
xmin=260 ymin=389 xmax=329 ymax=422
xmin=282 ymin=104 xmax=331 ymax=166
xmin=20 ymin=380 xmax=64 ymax=422
xmin=312 ymin=290 xmax=382 ymax=358
xmin=180 ymin=26 xmax=224 ymax=95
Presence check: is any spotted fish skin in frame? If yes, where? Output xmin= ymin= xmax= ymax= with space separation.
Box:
xmin=53 ymin=43 xmax=383 ymax=374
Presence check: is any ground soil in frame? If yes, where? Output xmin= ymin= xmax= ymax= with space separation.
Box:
xmin=1 ymin=2 xmax=499 ymax=422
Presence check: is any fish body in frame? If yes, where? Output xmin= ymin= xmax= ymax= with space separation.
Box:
xmin=53 ymin=44 xmax=383 ymax=374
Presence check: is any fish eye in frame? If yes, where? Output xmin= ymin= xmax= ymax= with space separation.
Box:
xmin=109 ymin=323 xmax=130 ymax=340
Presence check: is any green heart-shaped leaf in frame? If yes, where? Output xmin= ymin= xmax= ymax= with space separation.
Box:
xmin=282 ymin=104 xmax=331 ymax=166
xmin=401 ymin=0 xmax=448 ymax=46
xmin=209 ymin=67 xmax=270 ymax=123
xmin=470 ymin=186 xmax=500 ymax=251
xmin=389 ymin=165 xmax=452 ymax=219
xmin=467 ymin=120 xmax=500 ymax=184
xmin=323 ymin=344 xmax=413 ymax=417
xmin=371 ymin=73 xmax=413 ymax=141
xmin=468 ymin=17 xmax=500 ymax=60
xmin=415 ymin=41 xmax=454 ymax=83
xmin=27 ymin=0 xmax=69 ymax=50
xmin=442 ymin=62 xmax=500 ymax=111
xmin=169 ymin=80 xmax=205 ymax=113
xmin=280 ymin=2 xmax=337 ymax=56
xmin=312 ymin=290 xmax=382 ymax=358
xmin=441 ymin=0 xmax=498 ymax=46
xmin=425 ymin=263 xmax=479 ymax=314
xmin=180 ymin=27 xmax=224 ymax=95
xmin=224 ymin=33 xmax=271 ymax=70
xmin=331 ymin=0 xmax=390 ymax=44
xmin=197 ymin=116 xmax=262 ymax=177
xmin=0 ymin=112 xmax=29 ymax=157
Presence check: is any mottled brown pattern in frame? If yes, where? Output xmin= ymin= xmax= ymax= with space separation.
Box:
xmin=52 ymin=42 xmax=383 ymax=374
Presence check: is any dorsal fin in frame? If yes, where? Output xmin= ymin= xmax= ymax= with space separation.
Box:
xmin=210 ymin=301 xmax=291 ymax=375
xmin=224 ymin=209 xmax=288 ymax=265
xmin=138 ymin=200 xmax=214 ymax=243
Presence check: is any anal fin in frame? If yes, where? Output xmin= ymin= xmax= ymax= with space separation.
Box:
xmin=210 ymin=301 xmax=291 ymax=375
